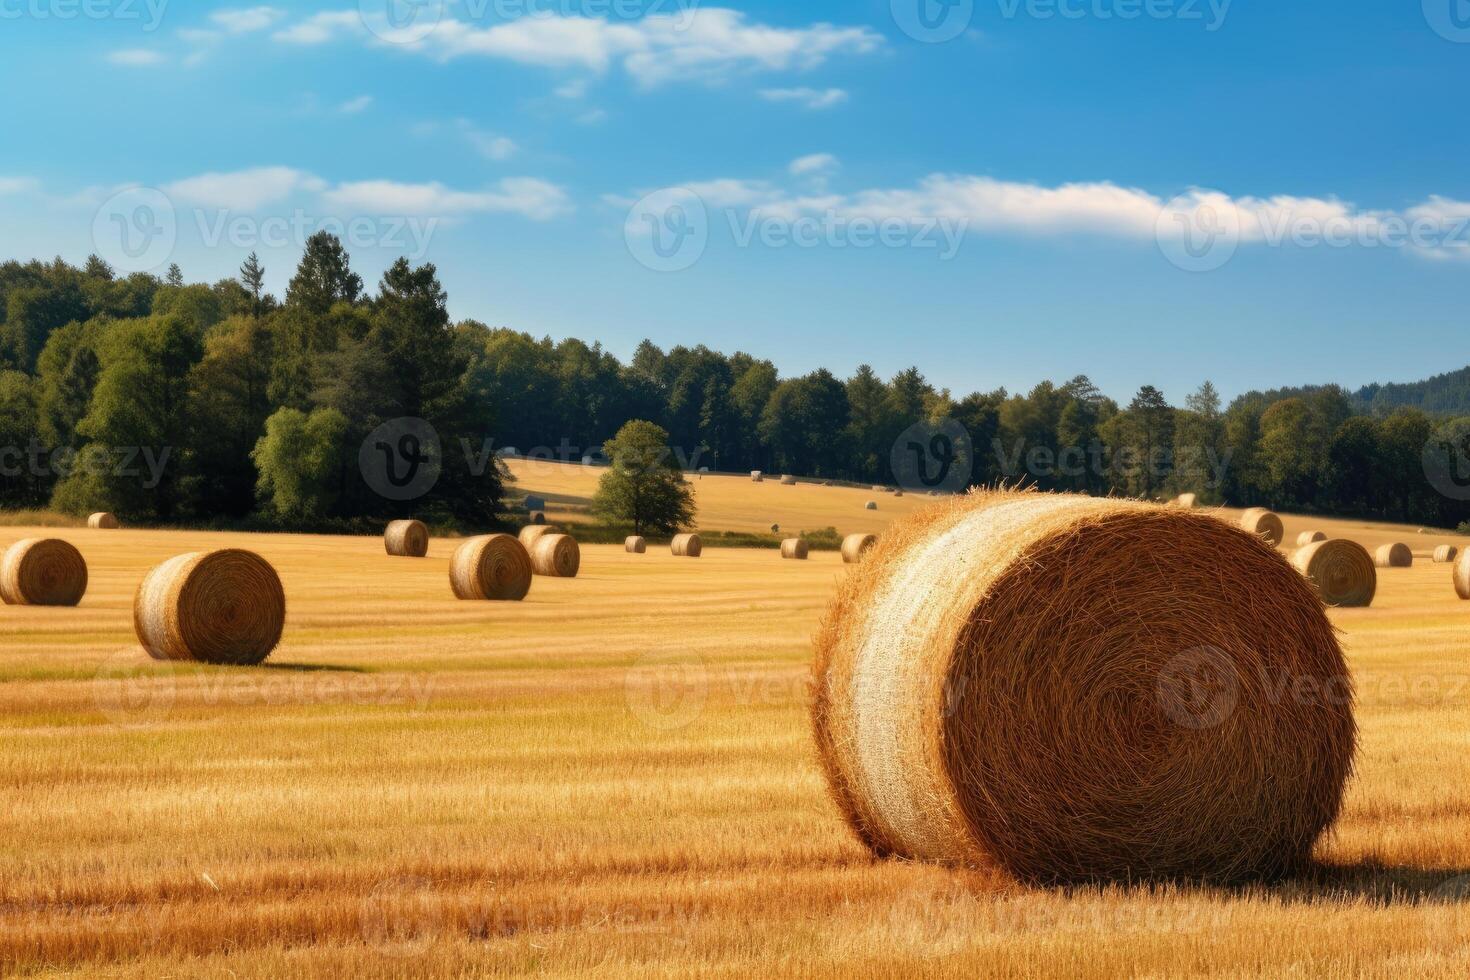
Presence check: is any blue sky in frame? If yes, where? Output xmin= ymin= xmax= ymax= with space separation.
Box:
xmin=1 ymin=0 xmax=1467 ymax=404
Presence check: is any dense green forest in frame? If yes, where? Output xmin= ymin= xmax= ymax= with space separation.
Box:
xmin=2 ymin=237 xmax=1469 ymax=531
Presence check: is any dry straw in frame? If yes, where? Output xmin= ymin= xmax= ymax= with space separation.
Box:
xmin=384 ymin=519 xmax=429 ymax=558
xmin=134 ymin=550 xmax=285 ymax=665
xmin=87 ymin=512 xmax=120 ymax=529
xmin=1297 ymin=531 xmax=1327 ymax=547
xmin=450 ymin=534 xmax=532 ymax=601
xmin=781 ymin=538 xmax=809 ymax=560
xmin=672 ymin=533 xmax=702 ymax=558
xmin=625 ymin=535 xmax=647 ymax=554
xmin=1239 ymin=508 xmax=1284 ymax=547
xmin=812 ymin=490 xmax=1355 ymax=884
xmin=841 ymin=533 xmax=878 ymax=564
xmin=1374 ymin=543 xmax=1412 ymax=568
xmin=1455 ymin=551 xmax=1470 ymax=600
xmin=532 ymin=534 xmax=581 ymax=578
xmin=1293 ymin=540 xmax=1377 ymax=607
xmin=519 ymin=525 xmax=559 ymax=550
xmin=1433 ymin=545 xmax=1458 ymax=563
xmin=0 ymin=538 xmax=88 ymax=606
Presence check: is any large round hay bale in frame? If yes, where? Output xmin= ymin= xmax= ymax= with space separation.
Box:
xmin=531 ymin=534 xmax=580 ymax=578
xmin=672 ymin=533 xmax=702 ymax=558
xmin=1374 ymin=543 xmax=1412 ymax=568
xmin=865 ymin=501 xmax=878 ymax=511
xmin=1293 ymin=540 xmax=1377 ymax=607
xmin=812 ymin=491 xmax=1354 ymax=884
xmin=781 ymin=475 xmax=797 ymax=486
xmin=519 ymin=524 xmax=559 ymax=550
xmin=87 ymin=512 xmax=120 ymax=530
xmin=384 ymin=519 xmax=429 ymax=558
xmin=0 ymin=538 xmax=88 ymax=606
xmin=751 ymin=471 xmax=764 ymax=483
xmin=781 ymin=538 xmax=809 ymax=560
xmin=1433 ymin=545 xmax=1458 ymax=564
xmin=841 ymin=533 xmax=877 ymax=564
xmin=1455 ymin=551 xmax=1470 ymax=600
xmin=625 ymin=535 xmax=647 ymax=554
xmin=134 ymin=550 xmax=285 ymax=664
xmin=1239 ymin=508 xmax=1284 ymax=547
xmin=1296 ymin=531 xmax=1327 ymax=547
xmin=449 ymin=534 xmax=531 ymax=601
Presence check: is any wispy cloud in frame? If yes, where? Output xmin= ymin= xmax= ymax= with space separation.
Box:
xmin=790 ymin=154 xmax=840 ymax=177
xmin=322 ymin=178 xmax=572 ymax=220
xmin=108 ymin=49 xmax=165 ymax=67
xmin=0 ymin=177 xmax=41 ymax=195
xmin=273 ymin=11 xmax=361 ymax=45
xmin=338 ymin=95 xmax=374 ymax=114
xmin=164 ymin=167 xmax=327 ymax=210
xmin=760 ymin=87 xmax=849 ymax=110
xmin=211 ymin=6 xmax=286 ymax=34
xmin=457 ymin=121 xmax=518 ymax=161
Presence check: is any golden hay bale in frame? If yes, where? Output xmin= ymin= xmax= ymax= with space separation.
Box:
xmin=781 ymin=475 xmax=798 ymax=486
xmin=781 ymin=538 xmax=809 ymax=560
xmin=894 ymin=489 xmax=904 ymax=498
xmin=871 ymin=485 xmax=886 ymax=493
xmin=87 ymin=512 xmax=120 ymax=530
xmin=1293 ymin=540 xmax=1377 ymax=607
xmin=1433 ymin=545 xmax=1457 ymax=564
xmin=531 ymin=534 xmax=580 ymax=578
xmin=0 ymin=538 xmax=88 ymax=606
xmin=449 ymin=534 xmax=532 ymax=601
xmin=751 ymin=471 xmax=764 ymax=482
xmin=134 ymin=550 xmax=285 ymax=664
xmin=519 ymin=524 xmax=559 ymax=550
xmin=1238 ymin=508 xmax=1284 ymax=547
xmin=812 ymin=491 xmax=1355 ymax=884
xmin=1455 ymin=551 xmax=1470 ymax=600
xmin=865 ymin=501 xmax=878 ymax=511
xmin=1173 ymin=493 xmax=1198 ymax=509
xmin=1374 ymin=543 xmax=1412 ymax=568
xmin=384 ymin=519 xmax=429 ymax=558
xmin=672 ymin=533 xmax=702 ymax=558
xmin=1296 ymin=531 xmax=1327 ymax=547
xmin=841 ymin=533 xmax=878 ymax=564
xmin=625 ymin=535 xmax=647 ymax=554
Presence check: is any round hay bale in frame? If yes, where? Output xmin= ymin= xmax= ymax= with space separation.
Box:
xmin=781 ymin=475 xmax=798 ymax=486
xmin=1173 ymin=493 xmax=1198 ymax=509
xmin=751 ymin=471 xmax=764 ymax=483
xmin=1238 ymin=508 xmax=1284 ymax=547
xmin=813 ymin=491 xmax=1355 ymax=884
xmin=519 ymin=524 xmax=559 ymax=550
xmin=134 ymin=550 xmax=285 ymax=664
xmin=781 ymin=538 xmax=809 ymax=560
xmin=0 ymin=538 xmax=88 ymax=606
xmin=871 ymin=485 xmax=886 ymax=493
xmin=531 ymin=534 xmax=580 ymax=578
xmin=384 ymin=519 xmax=429 ymax=558
xmin=894 ymin=489 xmax=904 ymax=498
xmin=449 ymin=534 xmax=532 ymax=601
xmin=625 ymin=535 xmax=647 ymax=554
xmin=1296 ymin=531 xmax=1327 ymax=547
xmin=1293 ymin=540 xmax=1377 ymax=607
xmin=1433 ymin=545 xmax=1458 ymax=564
xmin=1455 ymin=551 xmax=1470 ymax=600
xmin=672 ymin=533 xmax=702 ymax=558
xmin=865 ymin=501 xmax=878 ymax=511
xmin=1374 ymin=543 xmax=1412 ymax=568
xmin=87 ymin=512 xmax=120 ymax=530
xmin=841 ymin=533 xmax=877 ymax=564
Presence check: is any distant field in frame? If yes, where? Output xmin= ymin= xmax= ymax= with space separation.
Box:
xmin=3 ymin=496 xmax=1470 ymax=977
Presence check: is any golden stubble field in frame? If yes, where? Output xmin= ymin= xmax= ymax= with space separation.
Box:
xmin=4 ymin=476 xmax=1470 ymax=978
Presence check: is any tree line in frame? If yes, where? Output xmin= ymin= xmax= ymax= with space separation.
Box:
xmin=1 ymin=237 xmax=1467 ymax=530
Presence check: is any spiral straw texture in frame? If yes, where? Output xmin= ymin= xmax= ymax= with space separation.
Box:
xmin=384 ymin=520 xmax=429 ymax=558
xmin=449 ymin=535 xmax=532 ymax=601
xmin=134 ymin=550 xmax=285 ymax=665
xmin=780 ymin=538 xmax=809 ymax=560
xmin=812 ymin=490 xmax=1355 ymax=884
xmin=531 ymin=534 xmax=580 ymax=578
xmin=1433 ymin=545 xmax=1457 ymax=564
xmin=672 ymin=534 xmax=702 ymax=558
xmin=0 ymin=538 xmax=88 ymax=606
xmin=1293 ymin=540 xmax=1377 ymax=607
xmin=1297 ymin=531 xmax=1327 ymax=547
xmin=625 ymin=536 xmax=647 ymax=554
xmin=1239 ymin=508 xmax=1284 ymax=547
xmin=841 ymin=534 xmax=878 ymax=564
xmin=87 ymin=512 xmax=120 ymax=529
xmin=1374 ymin=543 xmax=1412 ymax=568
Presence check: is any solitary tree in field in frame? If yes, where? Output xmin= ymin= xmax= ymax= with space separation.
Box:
xmin=592 ymin=420 xmax=696 ymax=535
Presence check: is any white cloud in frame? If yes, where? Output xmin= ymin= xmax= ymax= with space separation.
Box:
xmin=338 ymin=95 xmax=374 ymax=114
xmin=760 ymin=87 xmax=848 ymax=110
xmin=108 ymin=49 xmax=165 ymax=67
xmin=178 ymin=28 xmax=223 ymax=44
xmin=0 ymin=177 xmax=40 ymax=195
xmin=457 ymin=122 xmax=518 ymax=161
xmin=555 ymin=79 xmax=589 ymax=99
xmin=790 ymin=154 xmax=839 ymax=177
xmin=273 ymin=11 xmax=362 ymax=45
xmin=165 ymin=166 xmax=326 ymax=210
xmin=322 ymin=178 xmax=572 ymax=220
xmin=211 ymin=6 xmax=285 ymax=34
